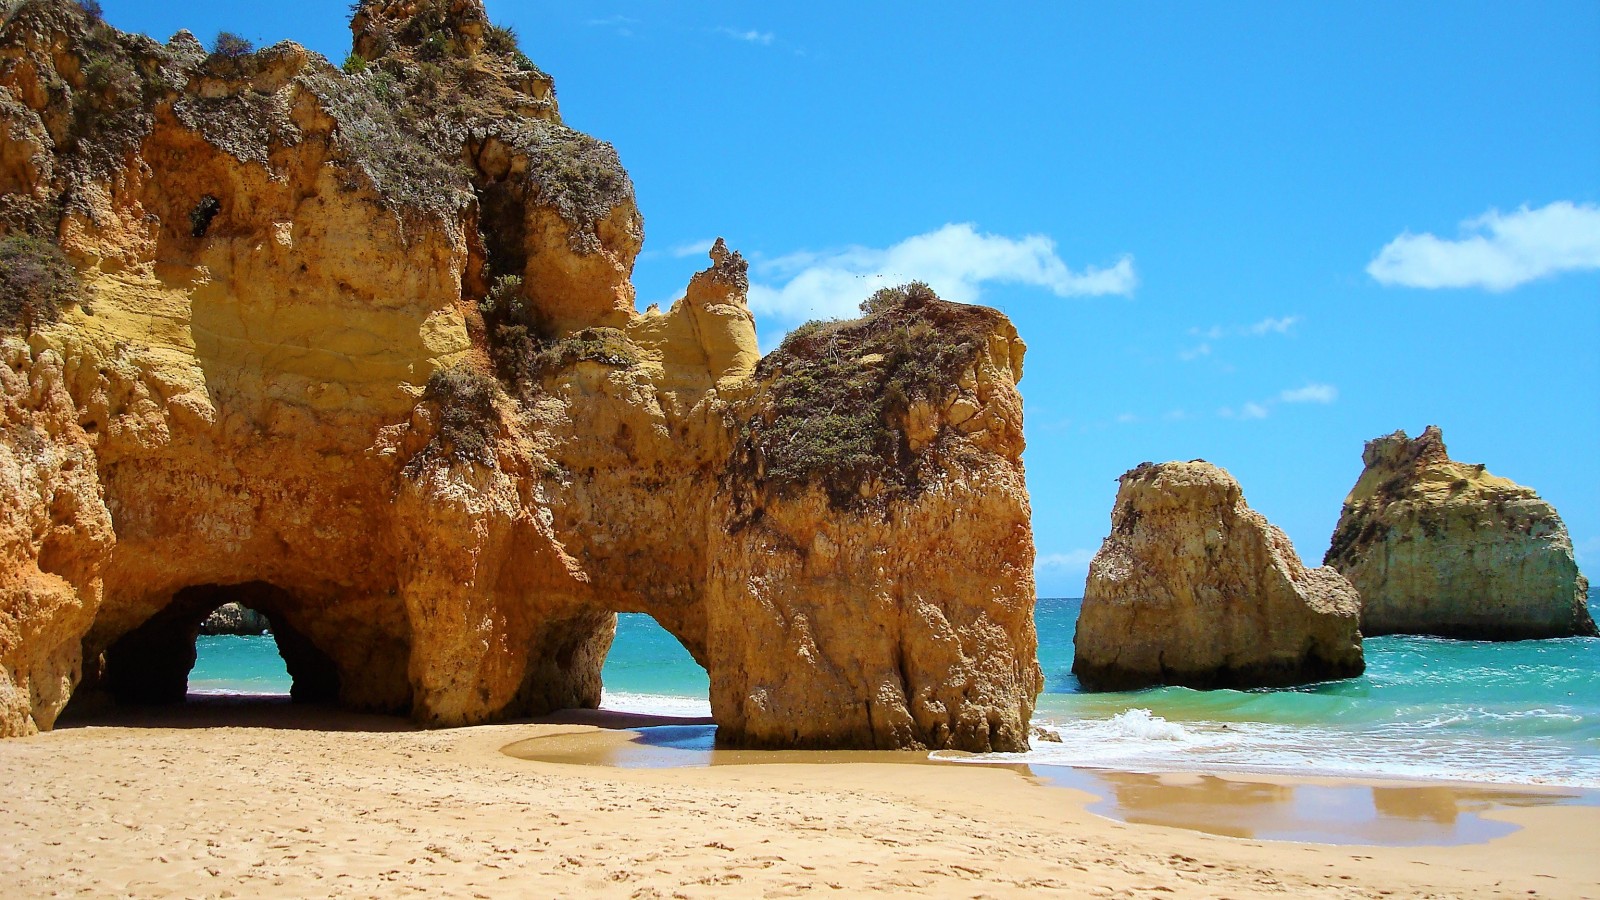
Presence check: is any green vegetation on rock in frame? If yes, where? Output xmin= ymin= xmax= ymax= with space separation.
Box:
xmin=479 ymin=275 xmax=637 ymax=395
xmin=734 ymin=282 xmax=998 ymax=511
xmin=412 ymin=365 xmax=500 ymax=470
xmin=0 ymin=233 xmax=83 ymax=332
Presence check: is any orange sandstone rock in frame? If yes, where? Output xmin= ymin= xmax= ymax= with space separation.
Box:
xmin=1075 ymin=461 xmax=1363 ymax=692
xmin=1325 ymin=426 xmax=1595 ymax=640
xmin=0 ymin=1 xmax=1039 ymax=749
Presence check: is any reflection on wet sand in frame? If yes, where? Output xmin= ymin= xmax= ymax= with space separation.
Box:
xmin=1026 ymin=768 xmax=1594 ymax=846
xmin=504 ymin=723 xmax=935 ymax=768
xmin=504 ymin=720 xmax=1599 ymax=847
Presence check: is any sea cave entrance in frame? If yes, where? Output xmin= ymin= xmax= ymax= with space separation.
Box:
xmin=598 ymin=613 xmax=710 ymax=718
xmin=189 ymin=607 xmax=291 ymax=696
xmin=91 ymin=582 xmax=340 ymax=707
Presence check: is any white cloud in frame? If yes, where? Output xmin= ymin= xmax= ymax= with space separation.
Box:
xmin=1367 ymin=201 xmax=1600 ymax=291
xmin=717 ymin=27 xmax=775 ymax=45
xmin=1036 ymin=549 xmax=1097 ymax=571
xmin=670 ymin=238 xmax=717 ymax=258
xmin=1279 ymin=383 xmax=1337 ymax=404
xmin=1181 ymin=316 xmax=1299 ymax=361
xmin=585 ymin=15 xmax=639 ymax=36
xmin=1115 ymin=412 xmax=1139 ymax=424
xmin=1220 ymin=383 xmax=1336 ymax=421
xmin=1245 ymin=315 xmax=1300 ymax=336
xmin=747 ymin=223 xmax=1137 ymax=324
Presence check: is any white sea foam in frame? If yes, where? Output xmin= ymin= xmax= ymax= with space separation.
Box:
xmin=186 ymin=688 xmax=290 ymax=699
xmin=600 ymin=690 xmax=712 ymax=718
xmin=1104 ymin=708 xmax=1191 ymax=741
xmin=953 ymin=710 xmax=1600 ymax=789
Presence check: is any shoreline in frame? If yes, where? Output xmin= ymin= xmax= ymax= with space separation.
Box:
xmin=5 ymin=702 xmax=1598 ymax=897
xmin=505 ymin=718 xmax=1598 ymax=846
xmin=174 ymin=687 xmax=1600 ymax=792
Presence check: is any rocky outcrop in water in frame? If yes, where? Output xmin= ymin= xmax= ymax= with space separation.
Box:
xmin=0 ymin=1 xmax=1039 ymax=748
xmin=1325 ymin=426 xmax=1595 ymax=640
xmin=197 ymin=603 xmax=270 ymax=636
xmin=1073 ymin=461 xmax=1364 ymax=691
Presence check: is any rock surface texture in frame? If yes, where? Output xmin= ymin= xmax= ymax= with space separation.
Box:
xmin=197 ymin=603 xmax=270 ymax=636
xmin=1074 ymin=461 xmax=1364 ymax=692
xmin=0 ymin=1 xmax=1040 ymax=748
xmin=1325 ymin=427 xmax=1595 ymax=640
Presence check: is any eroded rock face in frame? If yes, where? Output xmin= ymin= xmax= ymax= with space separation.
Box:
xmin=1325 ymin=426 xmax=1595 ymax=640
xmin=711 ymin=292 xmax=1039 ymax=750
xmin=197 ymin=602 xmax=270 ymax=636
xmin=0 ymin=337 xmax=113 ymax=736
xmin=1074 ymin=461 xmax=1363 ymax=691
xmin=0 ymin=1 xmax=1039 ymax=749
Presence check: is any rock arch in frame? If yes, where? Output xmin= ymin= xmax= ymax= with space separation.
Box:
xmin=0 ymin=0 xmax=1040 ymax=750
xmin=83 ymin=582 xmax=340 ymax=706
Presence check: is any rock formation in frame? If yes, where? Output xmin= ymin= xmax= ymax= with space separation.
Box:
xmin=1325 ymin=426 xmax=1595 ymax=640
xmin=198 ymin=602 xmax=270 ymax=636
xmin=0 ymin=1 xmax=1040 ymax=749
xmin=1073 ymin=461 xmax=1364 ymax=691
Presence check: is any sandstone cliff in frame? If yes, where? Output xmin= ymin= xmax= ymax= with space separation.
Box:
xmin=1074 ymin=461 xmax=1363 ymax=691
xmin=0 ymin=0 xmax=1039 ymax=749
xmin=1325 ymin=426 xmax=1595 ymax=640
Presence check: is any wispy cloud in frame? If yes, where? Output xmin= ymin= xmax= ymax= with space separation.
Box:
xmin=1180 ymin=316 xmax=1299 ymax=361
xmin=747 ymin=223 xmax=1137 ymax=333
xmin=1279 ymin=383 xmax=1338 ymax=404
xmin=1218 ymin=401 xmax=1271 ymax=420
xmin=1367 ymin=201 xmax=1600 ymax=291
xmin=1219 ymin=383 xmax=1337 ymax=420
xmin=1190 ymin=316 xmax=1300 ymax=341
xmin=585 ymin=15 xmax=640 ymax=36
xmin=1036 ymin=549 xmax=1097 ymax=572
xmin=670 ymin=238 xmax=717 ymax=258
xmin=716 ymin=27 xmax=775 ymax=45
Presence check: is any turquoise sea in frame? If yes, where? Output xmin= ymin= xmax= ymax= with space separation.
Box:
xmin=192 ymin=597 xmax=1600 ymax=786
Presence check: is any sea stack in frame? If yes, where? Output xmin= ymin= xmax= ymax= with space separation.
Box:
xmin=1324 ymin=426 xmax=1595 ymax=640
xmin=197 ymin=603 xmax=271 ymax=636
xmin=1073 ymin=461 xmax=1364 ymax=691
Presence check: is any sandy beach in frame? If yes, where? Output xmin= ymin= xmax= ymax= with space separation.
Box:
xmin=1 ymin=702 xmax=1594 ymax=899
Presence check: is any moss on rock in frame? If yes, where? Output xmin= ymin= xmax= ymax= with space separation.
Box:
xmin=734 ymin=282 xmax=1000 ymax=511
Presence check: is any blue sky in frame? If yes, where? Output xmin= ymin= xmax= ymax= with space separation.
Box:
xmin=93 ymin=1 xmax=1600 ymax=596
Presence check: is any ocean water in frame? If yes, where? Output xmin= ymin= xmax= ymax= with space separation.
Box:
xmin=1011 ymin=597 xmax=1600 ymax=788
xmin=189 ymin=634 xmax=297 ymax=695
xmin=190 ymin=598 xmax=1599 ymax=786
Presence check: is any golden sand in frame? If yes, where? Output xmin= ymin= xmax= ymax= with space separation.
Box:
xmin=1 ymin=701 xmax=1595 ymax=898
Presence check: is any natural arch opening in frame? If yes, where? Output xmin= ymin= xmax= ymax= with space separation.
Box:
xmin=598 ymin=612 xmax=710 ymax=717
xmin=96 ymin=583 xmax=341 ymax=706
xmin=189 ymin=613 xmax=291 ymax=695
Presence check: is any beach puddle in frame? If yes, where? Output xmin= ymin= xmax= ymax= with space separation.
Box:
xmin=1026 ymin=766 xmax=1596 ymax=846
xmin=504 ymin=723 xmax=934 ymax=768
xmin=505 ymin=722 xmax=1598 ymax=846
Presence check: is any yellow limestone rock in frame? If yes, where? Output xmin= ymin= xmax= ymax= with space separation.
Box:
xmin=0 ymin=1 xmax=1040 ymax=749
xmin=1325 ymin=426 xmax=1595 ymax=640
xmin=1074 ymin=461 xmax=1363 ymax=691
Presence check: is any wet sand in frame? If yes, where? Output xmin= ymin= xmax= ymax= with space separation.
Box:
xmin=1 ymin=699 xmax=1596 ymax=898
xmin=507 ymin=720 xmax=1600 ymax=846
